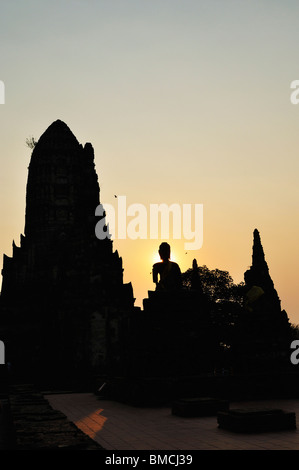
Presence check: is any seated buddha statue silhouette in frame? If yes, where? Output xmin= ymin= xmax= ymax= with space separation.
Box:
xmin=152 ymin=242 xmax=182 ymax=291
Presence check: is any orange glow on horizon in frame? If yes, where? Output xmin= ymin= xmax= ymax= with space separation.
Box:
xmin=152 ymin=250 xmax=177 ymax=265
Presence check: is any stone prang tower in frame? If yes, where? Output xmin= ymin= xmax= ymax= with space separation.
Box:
xmin=0 ymin=120 xmax=135 ymax=383
xmin=234 ymin=229 xmax=292 ymax=373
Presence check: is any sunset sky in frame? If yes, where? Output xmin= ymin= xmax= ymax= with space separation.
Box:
xmin=0 ymin=1 xmax=299 ymax=323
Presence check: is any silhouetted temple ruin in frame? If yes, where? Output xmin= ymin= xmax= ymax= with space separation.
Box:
xmin=0 ymin=120 xmax=135 ymax=383
xmin=233 ymin=229 xmax=292 ymax=373
xmin=0 ymin=121 xmax=295 ymax=401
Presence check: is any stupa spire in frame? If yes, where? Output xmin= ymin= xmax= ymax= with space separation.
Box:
xmin=24 ymin=120 xmax=100 ymax=240
xmin=252 ymin=228 xmax=267 ymax=272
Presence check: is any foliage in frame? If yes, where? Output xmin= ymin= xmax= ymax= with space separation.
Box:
xmin=182 ymin=264 xmax=244 ymax=304
xmin=26 ymin=136 xmax=37 ymax=149
xmin=290 ymin=323 xmax=299 ymax=339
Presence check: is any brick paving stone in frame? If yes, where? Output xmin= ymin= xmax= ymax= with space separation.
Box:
xmin=6 ymin=385 xmax=103 ymax=450
xmin=46 ymin=392 xmax=299 ymax=450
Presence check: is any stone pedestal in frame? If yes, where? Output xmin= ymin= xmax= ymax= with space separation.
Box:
xmin=218 ymin=408 xmax=296 ymax=433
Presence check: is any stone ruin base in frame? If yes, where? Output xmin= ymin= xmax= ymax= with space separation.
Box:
xmin=217 ymin=408 xmax=296 ymax=433
xmin=1 ymin=384 xmax=102 ymax=450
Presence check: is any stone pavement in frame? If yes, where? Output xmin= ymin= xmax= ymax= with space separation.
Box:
xmin=1 ymin=385 xmax=102 ymax=450
xmin=46 ymin=392 xmax=299 ymax=450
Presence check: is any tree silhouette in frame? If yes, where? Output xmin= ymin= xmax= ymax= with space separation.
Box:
xmin=182 ymin=264 xmax=244 ymax=304
xmin=182 ymin=264 xmax=245 ymax=363
xmin=26 ymin=136 xmax=37 ymax=149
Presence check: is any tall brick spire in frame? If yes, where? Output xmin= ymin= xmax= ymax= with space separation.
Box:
xmin=236 ymin=228 xmax=292 ymax=373
xmin=0 ymin=121 xmax=135 ymax=382
xmin=252 ymin=229 xmax=266 ymax=268
xmin=248 ymin=228 xmax=274 ymax=293
xmin=24 ymin=120 xmax=100 ymax=240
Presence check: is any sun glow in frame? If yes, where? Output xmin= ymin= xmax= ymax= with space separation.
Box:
xmin=152 ymin=252 xmax=161 ymax=265
xmin=152 ymin=251 xmax=177 ymax=265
